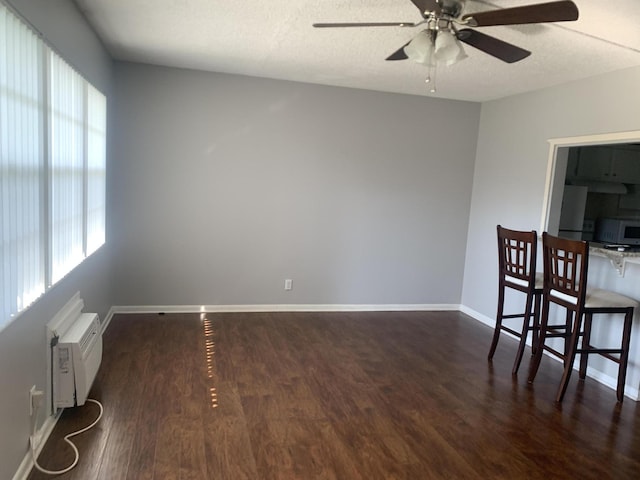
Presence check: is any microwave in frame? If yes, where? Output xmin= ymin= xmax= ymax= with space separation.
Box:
xmin=595 ymin=218 xmax=640 ymax=245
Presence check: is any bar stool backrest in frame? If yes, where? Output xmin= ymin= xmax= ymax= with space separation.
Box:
xmin=497 ymin=225 xmax=537 ymax=292
xmin=542 ymin=232 xmax=588 ymax=309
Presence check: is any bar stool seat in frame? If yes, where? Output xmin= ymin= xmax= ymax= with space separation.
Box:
xmin=506 ymin=272 xmax=544 ymax=291
xmin=489 ymin=225 xmax=542 ymax=375
xmin=585 ymin=289 xmax=638 ymax=309
xmin=527 ymin=232 xmax=638 ymax=402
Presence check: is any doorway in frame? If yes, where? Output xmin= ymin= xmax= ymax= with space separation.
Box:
xmin=541 ymin=130 xmax=640 ymax=241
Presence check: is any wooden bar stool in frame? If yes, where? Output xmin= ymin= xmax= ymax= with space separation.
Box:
xmin=527 ymin=232 xmax=637 ymax=402
xmin=488 ymin=225 xmax=543 ymax=375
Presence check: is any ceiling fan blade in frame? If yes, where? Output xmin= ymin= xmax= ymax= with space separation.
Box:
xmin=386 ymin=43 xmax=410 ymax=61
xmin=462 ymin=1 xmax=579 ymax=27
xmin=456 ymin=29 xmax=530 ymax=63
xmin=409 ymin=0 xmax=441 ymax=16
xmin=313 ymin=22 xmax=416 ymax=28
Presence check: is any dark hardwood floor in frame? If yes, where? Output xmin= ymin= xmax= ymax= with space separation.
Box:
xmin=28 ymin=311 xmax=640 ymax=479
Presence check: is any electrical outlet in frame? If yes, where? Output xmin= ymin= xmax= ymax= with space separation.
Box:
xmin=29 ymin=385 xmax=44 ymax=417
xmin=284 ymin=279 xmax=293 ymax=291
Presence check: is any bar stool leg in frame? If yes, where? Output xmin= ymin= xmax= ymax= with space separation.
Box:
xmin=528 ymin=300 xmax=550 ymax=383
xmin=531 ymin=292 xmax=541 ymax=356
xmin=556 ymin=312 xmax=583 ymax=403
xmin=512 ymin=290 xmax=535 ymax=375
xmin=563 ymin=310 xmax=573 ymax=368
xmin=617 ymin=309 xmax=634 ymax=402
xmin=488 ymin=285 xmax=506 ymax=361
xmin=579 ymin=313 xmax=593 ymax=380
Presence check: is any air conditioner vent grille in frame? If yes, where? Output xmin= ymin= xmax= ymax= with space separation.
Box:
xmin=79 ymin=317 xmax=100 ymax=356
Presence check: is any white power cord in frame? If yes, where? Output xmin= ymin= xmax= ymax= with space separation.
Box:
xmin=30 ymin=398 xmax=104 ymax=476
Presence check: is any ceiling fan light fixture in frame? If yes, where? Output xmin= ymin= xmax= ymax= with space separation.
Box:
xmin=404 ymin=30 xmax=434 ymax=65
xmin=445 ymin=41 xmax=468 ymax=66
xmin=434 ymin=29 xmax=465 ymax=65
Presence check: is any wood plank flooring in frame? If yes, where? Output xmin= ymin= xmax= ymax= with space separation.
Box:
xmin=28 ymin=311 xmax=640 ymax=479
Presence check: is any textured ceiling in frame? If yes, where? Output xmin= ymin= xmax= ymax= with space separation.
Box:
xmin=73 ymin=0 xmax=640 ymax=102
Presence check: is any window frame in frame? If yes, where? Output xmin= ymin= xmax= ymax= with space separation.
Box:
xmin=0 ymin=3 xmax=107 ymax=332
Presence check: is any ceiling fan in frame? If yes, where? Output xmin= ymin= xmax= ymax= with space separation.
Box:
xmin=313 ymin=1 xmax=579 ymax=91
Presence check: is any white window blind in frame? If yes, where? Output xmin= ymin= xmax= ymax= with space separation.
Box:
xmin=49 ymin=51 xmax=85 ymax=284
xmin=0 ymin=5 xmax=45 ymax=324
xmin=0 ymin=4 xmax=107 ymax=330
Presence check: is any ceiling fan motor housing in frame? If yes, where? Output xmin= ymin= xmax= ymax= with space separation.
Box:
xmin=435 ymin=0 xmax=465 ymax=18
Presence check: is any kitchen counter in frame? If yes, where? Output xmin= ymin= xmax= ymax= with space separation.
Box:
xmin=574 ymin=246 xmax=640 ymax=400
xmin=590 ymin=244 xmax=640 ymax=276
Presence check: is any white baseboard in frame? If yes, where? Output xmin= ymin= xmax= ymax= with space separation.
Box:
xmin=100 ymin=305 xmax=118 ymax=335
xmin=99 ymin=303 xmax=460 ymax=341
xmin=108 ymin=303 xmax=461 ymax=315
xmin=585 ymin=367 xmax=640 ymax=400
xmin=109 ymin=304 xmax=460 ymax=315
xmin=459 ymin=305 xmax=495 ymax=328
xmin=12 ymin=409 xmax=62 ymax=480
xmin=460 ymin=304 xmax=639 ymax=402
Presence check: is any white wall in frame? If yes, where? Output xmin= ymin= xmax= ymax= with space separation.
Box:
xmin=0 ymin=1 xmax=113 ymax=479
xmin=111 ymin=63 xmax=481 ymax=308
xmin=462 ymin=66 xmax=640 ymax=394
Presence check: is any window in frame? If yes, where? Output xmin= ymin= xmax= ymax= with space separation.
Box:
xmin=0 ymin=4 xmax=106 ymax=330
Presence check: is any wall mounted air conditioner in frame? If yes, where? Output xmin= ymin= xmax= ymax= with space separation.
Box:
xmin=47 ymin=293 xmax=103 ymax=409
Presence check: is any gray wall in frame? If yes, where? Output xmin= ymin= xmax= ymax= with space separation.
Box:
xmin=0 ymin=1 xmax=113 ymax=479
xmin=111 ymin=63 xmax=481 ymax=307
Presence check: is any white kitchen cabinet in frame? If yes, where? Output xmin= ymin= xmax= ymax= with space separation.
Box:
xmin=611 ymin=148 xmax=640 ymax=183
xmin=576 ymin=147 xmax=611 ymax=179
xmin=576 ymin=146 xmax=640 ymax=183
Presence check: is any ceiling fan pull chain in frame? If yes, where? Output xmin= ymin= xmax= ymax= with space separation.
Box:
xmin=426 ymin=62 xmax=437 ymax=93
